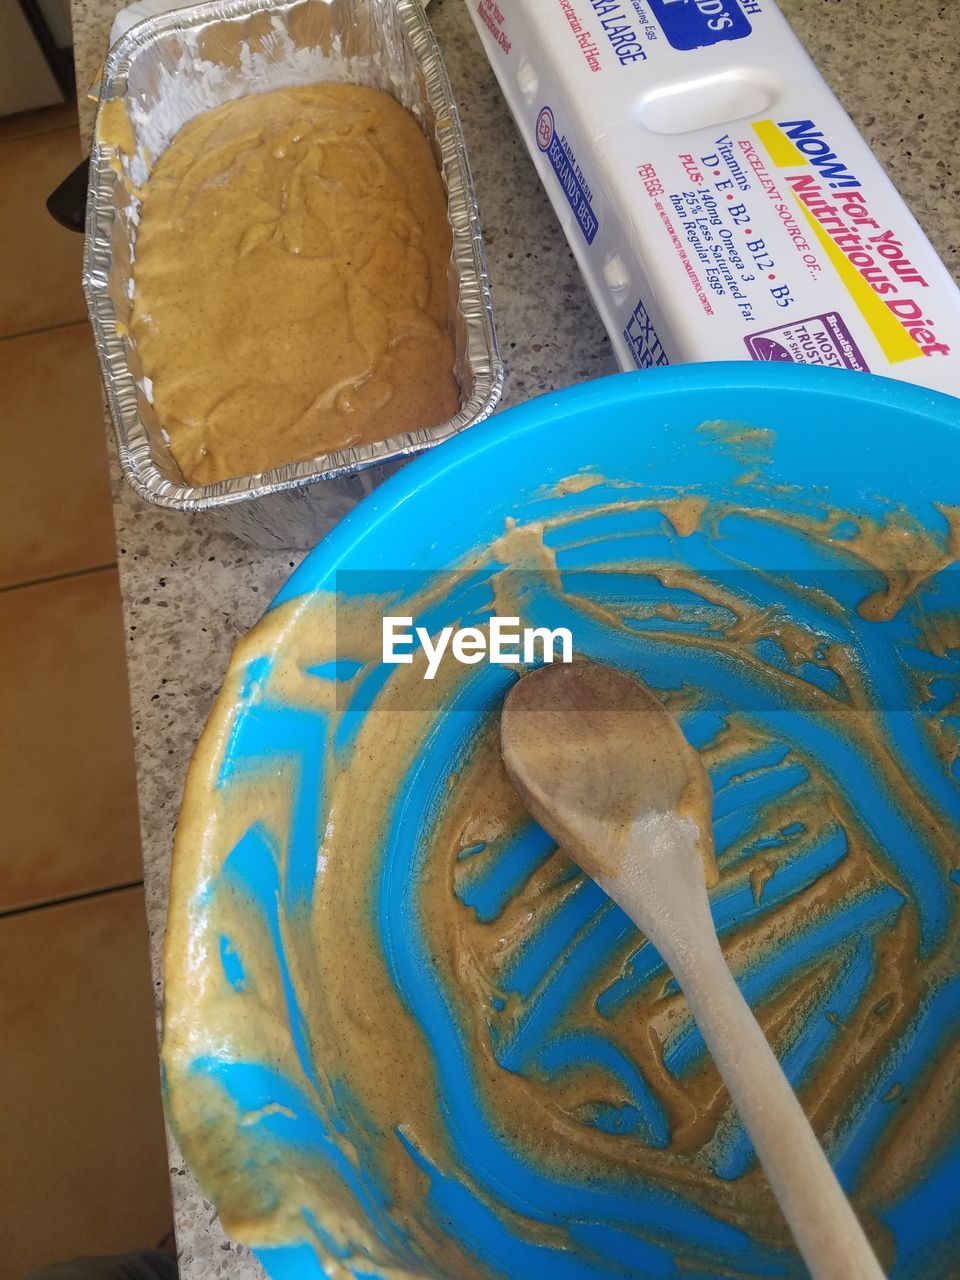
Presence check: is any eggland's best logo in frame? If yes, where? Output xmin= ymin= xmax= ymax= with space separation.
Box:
xmin=536 ymin=106 xmax=555 ymax=151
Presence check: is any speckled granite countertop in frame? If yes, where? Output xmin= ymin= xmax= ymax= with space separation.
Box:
xmin=69 ymin=0 xmax=958 ymax=1275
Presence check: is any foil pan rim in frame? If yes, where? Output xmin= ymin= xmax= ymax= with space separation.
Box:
xmin=83 ymin=0 xmax=504 ymax=513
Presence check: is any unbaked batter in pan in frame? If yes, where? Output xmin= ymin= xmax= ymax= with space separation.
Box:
xmin=130 ymin=84 xmax=459 ymax=485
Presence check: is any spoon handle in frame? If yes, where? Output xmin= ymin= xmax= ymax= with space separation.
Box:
xmin=678 ymin=936 xmax=883 ymax=1278
xmin=645 ymin=895 xmax=885 ymax=1280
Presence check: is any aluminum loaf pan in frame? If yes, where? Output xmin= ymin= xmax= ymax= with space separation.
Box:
xmin=83 ymin=0 xmax=503 ymax=549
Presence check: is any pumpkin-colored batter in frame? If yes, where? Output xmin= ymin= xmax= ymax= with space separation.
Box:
xmin=129 ymin=84 xmax=460 ymax=485
xmin=164 ymin=492 xmax=960 ymax=1278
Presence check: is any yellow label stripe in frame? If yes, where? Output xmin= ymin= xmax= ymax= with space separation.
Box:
xmin=750 ymin=119 xmax=921 ymax=364
xmin=790 ymin=195 xmax=922 ymax=363
xmin=753 ymin=119 xmax=805 ymax=167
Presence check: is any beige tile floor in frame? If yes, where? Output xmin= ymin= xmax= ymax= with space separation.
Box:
xmin=0 ymin=102 xmax=173 ymax=1277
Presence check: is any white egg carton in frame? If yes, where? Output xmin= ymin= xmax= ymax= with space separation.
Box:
xmin=469 ymin=0 xmax=960 ymax=395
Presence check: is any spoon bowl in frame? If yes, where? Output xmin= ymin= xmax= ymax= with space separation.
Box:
xmin=501 ymin=661 xmax=717 ymax=887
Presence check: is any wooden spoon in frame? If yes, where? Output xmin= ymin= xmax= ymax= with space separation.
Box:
xmin=500 ymin=661 xmax=885 ymax=1280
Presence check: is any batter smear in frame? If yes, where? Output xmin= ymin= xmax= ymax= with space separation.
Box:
xmin=130 ymin=84 xmax=459 ymax=485
xmin=164 ymin=493 xmax=960 ymax=1278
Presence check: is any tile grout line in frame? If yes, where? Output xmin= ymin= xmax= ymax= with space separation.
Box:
xmin=0 ymin=317 xmax=90 ymax=346
xmin=0 ymin=879 xmax=146 ymax=922
xmin=0 ymin=120 xmax=81 ymax=146
xmin=0 ymin=561 xmax=118 ymax=596
xmin=0 ymin=132 xmax=81 ymax=154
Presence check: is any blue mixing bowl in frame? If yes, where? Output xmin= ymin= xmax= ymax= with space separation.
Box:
xmin=164 ymin=364 xmax=960 ymax=1280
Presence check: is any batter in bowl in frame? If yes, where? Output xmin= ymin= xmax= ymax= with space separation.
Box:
xmin=129 ymin=84 xmax=460 ymax=485
xmin=164 ymin=486 xmax=960 ymax=1279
